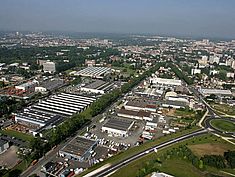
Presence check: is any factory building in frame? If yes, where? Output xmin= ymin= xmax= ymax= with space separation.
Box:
xmin=15 ymin=81 xmax=38 ymax=91
xmin=80 ymin=80 xmax=114 ymax=94
xmin=117 ymin=109 xmax=152 ymax=121
xmin=43 ymin=61 xmax=56 ymax=73
xmin=150 ymin=77 xmax=182 ymax=86
xmin=59 ymin=136 xmax=98 ymax=162
xmin=75 ymin=67 xmax=111 ymax=79
xmin=124 ymin=101 xmax=157 ymax=112
xmin=32 ymin=93 xmax=96 ymax=116
xmin=15 ymin=92 xmax=96 ymax=135
xmin=199 ymin=88 xmax=233 ymax=97
xmin=15 ymin=109 xmax=62 ymax=130
xmin=102 ymin=118 xmax=135 ymax=137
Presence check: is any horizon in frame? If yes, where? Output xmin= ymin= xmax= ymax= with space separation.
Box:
xmin=0 ymin=0 xmax=235 ymax=39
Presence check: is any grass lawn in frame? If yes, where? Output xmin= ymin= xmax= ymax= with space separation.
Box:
xmin=211 ymin=103 xmax=235 ymax=115
xmin=110 ymin=134 xmax=235 ymax=177
xmin=210 ymin=119 xmax=235 ymax=132
xmin=175 ymin=109 xmax=195 ymax=118
xmin=188 ymin=143 xmax=235 ymax=157
xmin=0 ymin=129 xmax=33 ymax=141
xmin=159 ymin=159 xmax=205 ymax=177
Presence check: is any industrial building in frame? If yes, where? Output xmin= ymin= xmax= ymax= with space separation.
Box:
xmin=15 ymin=92 xmax=96 ymax=135
xmin=15 ymin=81 xmax=38 ymax=91
xmin=161 ymin=100 xmax=189 ymax=109
xmin=0 ymin=139 xmax=9 ymax=154
xmin=75 ymin=67 xmax=111 ymax=78
xmin=102 ymin=118 xmax=135 ymax=137
xmin=35 ymin=78 xmax=64 ymax=92
xmin=117 ymin=109 xmax=152 ymax=121
xmin=124 ymin=101 xmax=157 ymax=112
xmin=59 ymin=136 xmax=98 ymax=162
xmin=150 ymin=77 xmax=182 ymax=86
xmin=199 ymin=88 xmax=233 ymax=97
xmin=15 ymin=109 xmax=62 ymax=130
xmin=32 ymin=92 xmax=96 ymax=116
xmin=43 ymin=61 xmax=56 ymax=73
xmin=80 ymin=80 xmax=114 ymax=94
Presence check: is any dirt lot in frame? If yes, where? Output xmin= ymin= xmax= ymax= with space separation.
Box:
xmin=188 ymin=143 xmax=235 ymax=157
xmin=0 ymin=145 xmax=20 ymax=168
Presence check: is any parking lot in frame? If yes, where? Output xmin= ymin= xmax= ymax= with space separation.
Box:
xmin=0 ymin=145 xmax=20 ymax=168
xmin=89 ymin=118 xmax=145 ymax=146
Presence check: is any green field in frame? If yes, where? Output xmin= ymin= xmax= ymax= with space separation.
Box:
xmin=211 ymin=103 xmax=235 ymax=115
xmin=210 ymin=119 xmax=235 ymax=132
xmin=110 ymin=134 xmax=235 ymax=177
xmin=0 ymin=129 xmax=33 ymax=142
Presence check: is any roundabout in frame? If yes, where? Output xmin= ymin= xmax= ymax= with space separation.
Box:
xmin=206 ymin=118 xmax=235 ymax=134
xmin=210 ymin=119 xmax=235 ymax=133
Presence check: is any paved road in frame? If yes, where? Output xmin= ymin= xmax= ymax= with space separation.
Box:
xmin=92 ymin=129 xmax=208 ymax=177
xmin=89 ymin=85 xmax=235 ymax=177
xmin=20 ymin=95 xmax=124 ymax=177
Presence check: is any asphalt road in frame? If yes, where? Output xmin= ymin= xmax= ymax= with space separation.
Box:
xmin=93 ymin=129 xmax=208 ymax=177
xmin=20 ymin=96 xmax=124 ymax=177
xmin=88 ymin=86 xmax=235 ymax=177
xmin=21 ymin=80 xmax=234 ymax=177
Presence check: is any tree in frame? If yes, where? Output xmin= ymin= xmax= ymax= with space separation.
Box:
xmin=224 ymin=151 xmax=235 ymax=168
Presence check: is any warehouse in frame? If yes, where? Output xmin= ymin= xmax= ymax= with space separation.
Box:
xmin=117 ymin=109 xmax=152 ymax=121
xmin=150 ymin=77 xmax=182 ymax=86
xmin=15 ymin=81 xmax=38 ymax=91
xmin=75 ymin=67 xmax=111 ymax=78
xmin=59 ymin=136 xmax=98 ymax=162
xmin=102 ymin=118 xmax=135 ymax=137
xmin=80 ymin=79 xmax=114 ymax=94
xmin=124 ymin=101 xmax=157 ymax=112
xmin=199 ymin=88 xmax=232 ymax=97
xmin=32 ymin=93 xmax=96 ymax=116
xmin=35 ymin=78 xmax=64 ymax=92
xmin=15 ymin=109 xmax=62 ymax=129
xmin=161 ymin=100 xmax=188 ymax=109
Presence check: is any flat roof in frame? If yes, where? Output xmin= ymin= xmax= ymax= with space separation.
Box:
xmin=117 ymin=109 xmax=151 ymax=117
xmin=32 ymin=92 xmax=96 ymax=116
xmin=40 ymin=79 xmax=64 ymax=91
xmin=16 ymin=109 xmax=61 ymax=124
xmin=76 ymin=67 xmax=111 ymax=77
xmin=103 ymin=118 xmax=134 ymax=131
xmin=200 ymin=89 xmax=232 ymax=95
xmin=61 ymin=136 xmax=97 ymax=157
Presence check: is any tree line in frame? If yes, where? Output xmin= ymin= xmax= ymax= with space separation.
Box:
xmin=167 ymin=63 xmax=194 ymax=85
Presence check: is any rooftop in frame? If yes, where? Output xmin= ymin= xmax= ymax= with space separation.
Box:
xmin=61 ymin=136 xmax=97 ymax=157
xmin=103 ymin=117 xmax=134 ymax=131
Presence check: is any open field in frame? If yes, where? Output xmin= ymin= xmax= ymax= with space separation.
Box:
xmin=159 ymin=159 xmax=205 ymax=177
xmin=211 ymin=103 xmax=235 ymax=115
xmin=210 ymin=119 xmax=235 ymax=132
xmin=110 ymin=134 xmax=235 ymax=177
xmin=0 ymin=129 xmax=33 ymax=141
xmin=188 ymin=143 xmax=234 ymax=157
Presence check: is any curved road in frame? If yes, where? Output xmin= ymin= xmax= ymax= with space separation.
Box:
xmin=91 ymin=129 xmax=208 ymax=177
xmin=88 ymin=86 xmax=235 ymax=177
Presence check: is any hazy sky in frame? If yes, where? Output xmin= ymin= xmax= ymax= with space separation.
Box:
xmin=0 ymin=0 xmax=235 ymax=38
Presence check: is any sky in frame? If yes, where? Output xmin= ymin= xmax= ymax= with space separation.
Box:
xmin=0 ymin=0 xmax=235 ymax=39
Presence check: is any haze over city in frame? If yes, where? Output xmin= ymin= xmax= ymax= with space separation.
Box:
xmin=0 ymin=1 xmax=235 ymax=177
xmin=0 ymin=0 xmax=235 ymax=39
